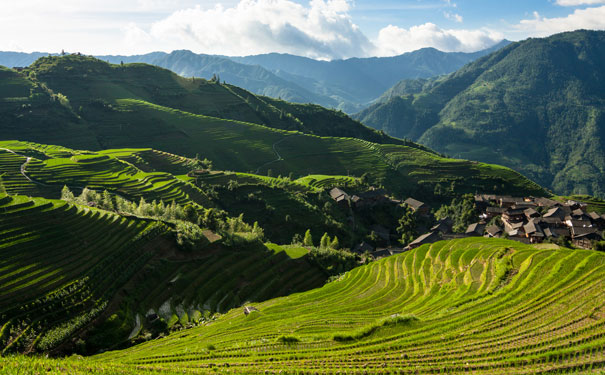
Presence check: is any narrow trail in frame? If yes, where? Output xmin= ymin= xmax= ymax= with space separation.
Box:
xmin=0 ymin=147 xmax=128 ymax=199
xmin=127 ymin=314 xmax=141 ymax=340
xmin=254 ymin=135 xmax=302 ymax=174
xmin=0 ymin=147 xmax=49 ymax=186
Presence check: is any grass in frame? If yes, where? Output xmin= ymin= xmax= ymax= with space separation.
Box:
xmin=266 ymin=243 xmax=309 ymax=259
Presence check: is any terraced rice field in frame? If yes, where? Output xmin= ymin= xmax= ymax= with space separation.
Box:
xmin=0 ymin=192 xmax=328 ymax=355
xmin=0 ymin=193 xmax=168 ymax=354
xmin=81 ymin=238 xmax=605 ymax=374
xmin=0 ymin=141 xmax=213 ymax=209
xmin=294 ymin=175 xmax=360 ymax=189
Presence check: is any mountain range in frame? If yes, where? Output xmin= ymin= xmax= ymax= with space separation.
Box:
xmin=355 ymin=30 xmax=605 ymax=197
xmin=0 ymin=41 xmax=509 ymax=113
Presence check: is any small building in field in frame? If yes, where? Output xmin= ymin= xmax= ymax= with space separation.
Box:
xmin=329 ymin=187 xmax=349 ymax=207
xmin=571 ymin=227 xmax=602 ymax=249
xmin=353 ymin=241 xmax=375 ymax=254
xmin=404 ymin=198 xmax=429 ymax=215
xmin=465 ymin=222 xmax=486 ymax=237
xmin=406 ymin=231 xmax=441 ymax=250
xmin=431 ymin=217 xmax=453 ymax=234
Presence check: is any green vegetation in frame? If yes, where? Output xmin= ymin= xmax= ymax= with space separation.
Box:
xmin=355 ymin=30 xmax=605 ymax=197
xmin=5 ymin=238 xmax=604 ymax=373
xmin=0 ymin=55 xmax=546 ymax=204
xmin=435 ymin=193 xmax=478 ymax=233
xmin=0 ymin=194 xmax=328 ymax=355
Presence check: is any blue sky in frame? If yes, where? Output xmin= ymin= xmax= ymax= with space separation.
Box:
xmin=1 ymin=0 xmax=604 ymax=59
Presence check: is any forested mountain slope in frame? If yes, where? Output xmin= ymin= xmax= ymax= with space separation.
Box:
xmin=355 ymin=30 xmax=605 ymax=196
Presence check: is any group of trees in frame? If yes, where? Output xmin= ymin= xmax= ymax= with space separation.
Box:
xmin=61 ymin=186 xmax=192 ymax=223
xmin=301 ymin=229 xmax=339 ymax=250
xmin=60 ymin=186 xmax=266 ymax=250
xmin=435 ymin=194 xmax=477 ymax=233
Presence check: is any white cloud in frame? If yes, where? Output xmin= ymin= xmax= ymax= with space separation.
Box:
xmin=517 ymin=6 xmax=605 ymax=36
xmin=146 ymin=0 xmax=373 ymax=59
xmin=374 ymin=23 xmax=503 ymax=56
xmin=555 ymin=0 xmax=605 ymax=6
xmin=444 ymin=12 xmax=463 ymax=23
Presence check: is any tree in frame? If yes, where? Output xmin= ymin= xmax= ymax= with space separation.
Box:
xmin=303 ymin=229 xmax=314 ymax=247
xmin=435 ymin=194 xmax=477 ymax=233
xmin=397 ymin=206 xmax=417 ymax=245
xmin=320 ymin=233 xmax=330 ymax=249
xmin=330 ymin=236 xmax=340 ymax=250
xmin=0 ymin=174 xmax=6 ymax=195
xmin=102 ymin=190 xmax=114 ymax=211
xmin=184 ymin=205 xmax=198 ymax=223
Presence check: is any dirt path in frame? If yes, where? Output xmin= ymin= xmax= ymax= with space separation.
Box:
xmin=254 ymin=135 xmax=302 ymax=174
xmin=128 ymin=314 xmax=141 ymax=340
xmin=0 ymin=147 xmax=49 ymax=186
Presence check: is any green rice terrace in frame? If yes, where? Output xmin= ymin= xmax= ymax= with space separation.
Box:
xmin=0 ymin=55 xmax=547 ymax=201
xmin=0 ymin=193 xmax=328 ymax=357
xmin=4 ymin=238 xmax=605 ymax=374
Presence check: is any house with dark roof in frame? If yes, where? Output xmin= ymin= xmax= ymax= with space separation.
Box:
xmin=431 ymin=217 xmax=453 ymax=234
xmin=524 ymin=220 xmax=545 ymax=243
xmin=589 ymin=212 xmax=605 ymax=230
xmin=372 ymin=248 xmax=393 ymax=259
xmin=353 ymin=241 xmax=374 ymax=254
xmin=485 ymin=225 xmax=503 ymax=238
xmin=370 ymin=224 xmax=390 ymax=243
xmin=329 ymin=187 xmax=349 ymax=208
xmin=544 ymin=207 xmax=567 ymax=221
xmin=406 ymin=231 xmax=441 ymax=250
xmin=404 ymin=198 xmax=428 ymax=215
xmin=499 ymin=197 xmax=525 ymax=208
xmin=571 ymin=227 xmax=602 ymax=249
xmin=524 ymin=208 xmax=540 ymax=220
xmin=353 ymin=188 xmax=388 ymax=208
xmin=465 ymin=222 xmax=486 ymax=237
xmin=484 ymin=206 xmax=506 ymax=219
xmin=502 ymin=208 xmax=526 ymax=224
xmin=533 ymin=197 xmax=561 ymax=208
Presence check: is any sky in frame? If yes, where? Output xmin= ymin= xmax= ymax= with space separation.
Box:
xmin=1 ymin=0 xmax=605 ymax=59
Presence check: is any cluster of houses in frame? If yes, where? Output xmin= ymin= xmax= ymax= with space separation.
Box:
xmin=475 ymin=195 xmax=604 ymax=247
xmin=407 ymin=195 xmax=605 ymax=252
xmin=330 ymin=186 xmax=604 ymax=257
xmin=329 ymin=187 xmax=402 ymax=209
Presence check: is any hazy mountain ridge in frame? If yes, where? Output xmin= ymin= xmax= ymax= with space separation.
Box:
xmin=0 ymin=41 xmax=509 ymax=113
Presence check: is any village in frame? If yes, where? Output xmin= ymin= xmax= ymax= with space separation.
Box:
xmin=328 ymin=187 xmax=605 ymax=258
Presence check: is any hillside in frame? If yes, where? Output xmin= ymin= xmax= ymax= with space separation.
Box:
xmin=355 ymin=30 xmax=605 ymax=197
xmin=0 ymin=43 xmax=509 ymax=113
xmin=7 ymin=237 xmax=605 ymax=373
xmin=230 ymin=42 xmax=510 ymax=112
xmin=0 ymin=56 xmax=547 ymax=202
xmin=0 ymin=193 xmax=328 ymax=355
